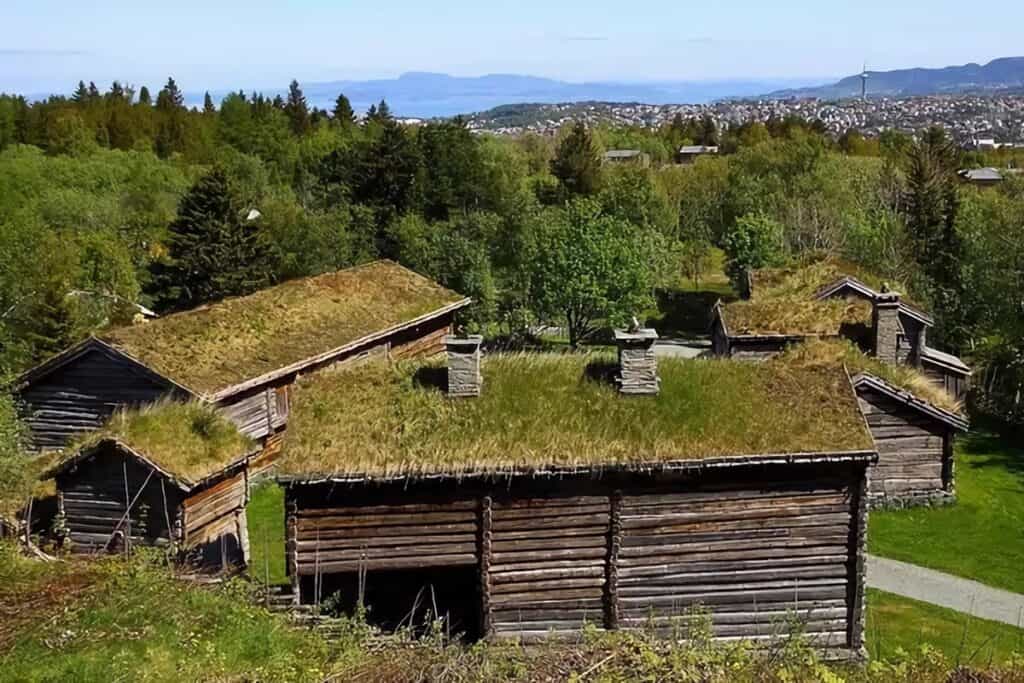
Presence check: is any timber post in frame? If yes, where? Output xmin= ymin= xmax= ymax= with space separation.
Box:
xmin=479 ymin=495 xmax=493 ymax=638
xmin=286 ymin=490 xmax=300 ymax=606
xmin=606 ymin=490 xmax=623 ymax=630
xmin=848 ymin=465 xmax=869 ymax=655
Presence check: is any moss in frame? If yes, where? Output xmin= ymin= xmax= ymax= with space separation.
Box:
xmin=102 ymin=261 xmax=465 ymax=396
xmin=65 ymin=401 xmax=255 ymax=487
xmin=279 ymin=352 xmax=873 ymax=479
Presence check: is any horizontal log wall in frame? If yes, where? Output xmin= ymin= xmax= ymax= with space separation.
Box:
xmin=617 ymin=483 xmax=854 ymax=650
xmin=291 ymin=500 xmax=479 ymax=576
xmin=19 ymin=347 xmax=174 ymax=450
xmin=858 ymin=390 xmax=950 ymax=505
xmin=58 ymin=444 xmax=183 ymax=551
xmin=489 ymin=496 xmax=610 ymax=639
xmin=182 ymin=469 xmax=247 ymax=539
xmin=388 ymin=315 xmax=452 ymax=361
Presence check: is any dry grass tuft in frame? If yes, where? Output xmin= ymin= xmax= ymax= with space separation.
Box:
xmin=779 ymin=339 xmax=963 ymax=414
xmin=279 ymin=352 xmax=873 ymax=479
xmin=102 ymin=261 xmax=465 ymax=396
xmin=66 ymin=401 xmax=255 ymax=487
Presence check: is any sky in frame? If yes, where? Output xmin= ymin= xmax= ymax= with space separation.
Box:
xmin=2 ymin=0 xmax=1023 ymax=95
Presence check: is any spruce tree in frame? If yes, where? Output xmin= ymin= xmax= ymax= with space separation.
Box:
xmin=697 ymin=115 xmax=719 ymax=146
xmin=87 ymin=81 xmax=100 ymax=100
xmin=203 ymin=92 xmax=216 ymax=114
xmin=285 ymin=79 xmax=310 ymax=135
xmin=108 ymin=81 xmax=125 ymax=101
xmin=333 ymin=93 xmax=355 ymax=127
xmin=72 ymin=81 xmax=89 ymax=104
xmin=150 ymin=168 xmax=271 ymax=311
xmin=376 ymin=98 xmax=392 ymax=120
xmin=551 ymin=122 xmax=602 ymax=196
xmin=137 ymin=86 xmax=152 ymax=106
xmin=155 ymin=77 xmax=184 ymax=110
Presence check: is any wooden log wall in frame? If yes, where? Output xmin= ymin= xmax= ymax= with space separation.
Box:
xmin=484 ymin=496 xmax=610 ymax=639
xmin=57 ymin=445 xmax=183 ymax=551
xmin=388 ymin=315 xmax=452 ymax=361
xmin=857 ymin=390 xmax=950 ymax=504
xmin=182 ymin=469 xmax=247 ymax=540
xmin=19 ymin=347 xmax=174 ymax=450
xmin=291 ymin=500 xmax=478 ymax=576
xmin=616 ymin=483 xmax=854 ymax=650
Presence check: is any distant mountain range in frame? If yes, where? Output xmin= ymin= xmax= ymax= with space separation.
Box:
xmin=187 ymin=72 xmax=818 ymax=118
xmin=764 ymin=57 xmax=1024 ymax=100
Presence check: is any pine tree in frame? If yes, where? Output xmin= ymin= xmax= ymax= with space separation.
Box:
xmin=203 ymin=92 xmax=216 ymax=114
xmin=551 ymin=122 xmax=602 ymax=196
xmin=71 ymin=81 xmax=89 ymax=104
xmin=284 ymin=79 xmax=310 ymax=135
xmin=376 ymin=99 xmax=391 ymax=121
xmin=25 ymin=287 xmax=79 ymax=358
xmin=697 ymin=115 xmax=719 ymax=146
xmin=87 ymin=81 xmax=101 ymax=100
xmin=271 ymin=95 xmax=285 ymax=109
xmin=137 ymin=86 xmax=152 ymax=106
xmin=155 ymin=77 xmax=184 ymax=110
xmin=365 ymin=103 xmax=378 ymax=121
xmin=155 ymin=77 xmax=186 ymax=157
xmin=108 ymin=81 xmax=125 ymax=101
xmin=333 ymin=93 xmax=355 ymax=127
xmin=150 ymin=168 xmax=271 ymax=311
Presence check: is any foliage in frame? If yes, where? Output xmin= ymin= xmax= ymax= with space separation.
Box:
xmin=722 ymin=212 xmax=785 ymax=290
xmin=529 ymin=199 xmax=661 ymax=347
xmin=550 ymin=122 xmax=603 ymax=197
xmin=0 ymin=394 xmax=31 ymax=520
xmin=247 ymin=481 xmax=288 ymax=587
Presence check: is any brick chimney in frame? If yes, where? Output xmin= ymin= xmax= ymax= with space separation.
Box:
xmin=445 ymin=335 xmax=483 ymax=397
xmin=872 ymin=289 xmax=902 ymax=365
xmin=613 ymin=328 xmax=660 ymax=395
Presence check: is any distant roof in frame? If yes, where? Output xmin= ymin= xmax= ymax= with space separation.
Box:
xmin=49 ymin=402 xmax=257 ymax=489
xmin=921 ymin=346 xmax=972 ymax=376
xmin=99 ymin=261 xmax=469 ymax=398
xmin=604 ymin=149 xmax=644 ymax=159
xmin=958 ymin=167 xmax=1003 ymax=182
xmin=277 ymin=352 xmax=874 ymax=482
xmin=678 ymin=145 xmax=719 ymax=154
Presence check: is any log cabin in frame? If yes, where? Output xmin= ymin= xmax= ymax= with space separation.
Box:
xmin=275 ymin=334 xmax=878 ymax=658
xmin=14 ymin=260 xmax=470 ymax=472
xmin=711 ymin=259 xmax=971 ymax=400
xmin=44 ymin=402 xmax=257 ymax=571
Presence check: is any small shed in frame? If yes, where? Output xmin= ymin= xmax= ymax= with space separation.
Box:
xmin=851 ymin=373 xmax=968 ymax=507
xmin=46 ymin=403 xmax=258 ymax=571
xmin=276 ymin=349 xmax=877 ymax=658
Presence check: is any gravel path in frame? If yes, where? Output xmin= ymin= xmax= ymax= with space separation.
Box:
xmin=867 ymin=555 xmax=1024 ymax=627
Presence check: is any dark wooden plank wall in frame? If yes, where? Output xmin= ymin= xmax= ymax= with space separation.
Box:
xmin=858 ymin=389 xmax=949 ymax=503
xmin=19 ymin=348 xmax=174 ymax=450
xmin=58 ymin=445 xmax=184 ymax=551
xmin=617 ymin=483 xmax=853 ymax=649
xmin=489 ymin=496 xmax=610 ymax=638
xmin=921 ymin=363 xmax=969 ymax=402
xmin=290 ymin=501 xmax=478 ymax=577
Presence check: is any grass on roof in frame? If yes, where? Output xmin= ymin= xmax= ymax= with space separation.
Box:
xmin=751 ymin=256 xmax=912 ymax=304
xmin=279 ymin=352 xmax=873 ymax=480
xmin=780 ymin=339 xmax=962 ymax=414
xmin=67 ymin=401 xmax=255 ymax=487
xmin=722 ymin=297 xmax=872 ymax=336
xmin=102 ymin=260 xmax=464 ymax=396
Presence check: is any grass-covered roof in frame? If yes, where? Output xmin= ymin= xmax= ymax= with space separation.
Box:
xmin=278 ymin=352 xmax=874 ymax=481
xmin=101 ymin=261 xmax=467 ymax=397
xmin=722 ymin=257 xmax=917 ymax=336
xmin=58 ymin=402 xmax=256 ymax=488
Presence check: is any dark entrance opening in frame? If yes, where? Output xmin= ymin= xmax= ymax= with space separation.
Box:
xmin=301 ymin=566 xmax=481 ymax=641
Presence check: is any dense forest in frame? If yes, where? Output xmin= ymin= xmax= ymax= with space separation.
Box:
xmin=0 ymin=79 xmax=1022 ymax=436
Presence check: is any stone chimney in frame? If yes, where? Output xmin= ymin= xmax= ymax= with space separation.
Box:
xmin=872 ymin=288 xmax=902 ymax=365
xmin=613 ymin=328 xmax=660 ymax=396
xmin=445 ymin=335 xmax=483 ymax=398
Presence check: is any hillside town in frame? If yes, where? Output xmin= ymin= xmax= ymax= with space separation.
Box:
xmin=466 ymin=93 xmax=1024 ymax=145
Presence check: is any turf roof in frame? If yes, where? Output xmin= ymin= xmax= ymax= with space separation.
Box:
xmin=278 ymin=352 xmax=874 ymax=480
xmin=722 ymin=257 xmax=915 ymax=336
xmin=59 ymin=401 xmax=256 ymax=489
xmin=101 ymin=261 xmax=467 ymax=397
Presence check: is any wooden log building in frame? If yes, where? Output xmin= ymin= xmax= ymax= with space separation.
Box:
xmin=275 ymin=336 xmax=878 ymax=658
xmin=14 ymin=260 xmax=470 ymax=473
xmin=43 ymin=402 xmax=258 ymax=571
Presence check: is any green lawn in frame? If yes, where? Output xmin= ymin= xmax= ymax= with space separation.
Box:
xmin=644 ymin=248 xmax=737 ymax=339
xmin=248 ymin=480 xmax=288 ymax=587
xmin=869 ymin=431 xmax=1024 ymax=594
xmin=866 ymin=589 xmax=1024 ymax=665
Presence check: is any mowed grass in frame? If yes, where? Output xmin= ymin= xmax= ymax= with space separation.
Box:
xmin=869 ymin=431 xmax=1024 ymax=594
xmin=866 ymin=589 xmax=1024 ymax=665
xmin=248 ymin=480 xmax=288 ymax=586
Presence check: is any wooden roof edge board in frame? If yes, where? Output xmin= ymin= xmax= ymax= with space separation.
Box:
xmin=45 ymin=437 xmax=260 ymax=491
xmin=208 ymin=297 xmax=472 ymax=401
xmin=921 ymin=347 xmax=972 ymax=376
xmin=275 ymin=449 xmax=879 ymax=486
xmin=13 ymin=336 xmax=198 ymax=398
xmin=850 ymin=373 xmax=969 ymax=432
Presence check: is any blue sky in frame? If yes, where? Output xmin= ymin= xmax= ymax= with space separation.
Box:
xmin=2 ymin=0 xmax=1022 ymax=94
